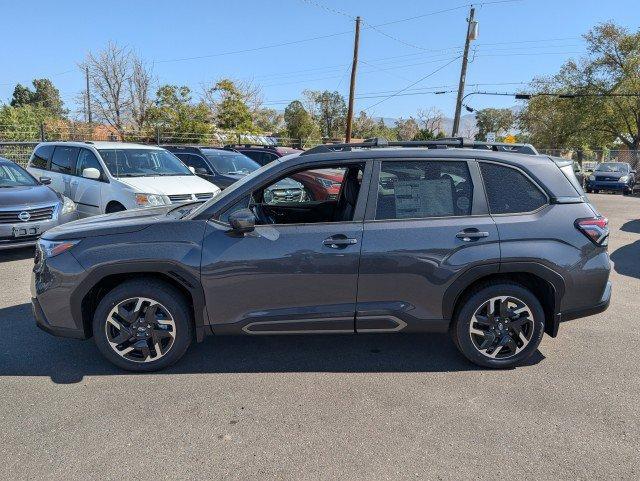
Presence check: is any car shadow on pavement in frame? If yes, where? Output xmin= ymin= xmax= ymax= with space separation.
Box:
xmin=620 ymin=219 xmax=640 ymax=234
xmin=0 ymin=302 xmax=545 ymax=384
xmin=610 ymin=239 xmax=640 ymax=279
xmin=0 ymin=246 xmax=34 ymax=262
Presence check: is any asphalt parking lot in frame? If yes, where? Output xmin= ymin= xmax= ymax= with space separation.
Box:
xmin=1 ymin=193 xmax=638 ymax=480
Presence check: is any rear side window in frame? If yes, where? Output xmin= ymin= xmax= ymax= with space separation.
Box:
xmin=375 ymin=160 xmax=474 ymax=220
xmin=50 ymin=146 xmax=79 ymax=174
xmin=30 ymin=145 xmax=54 ymax=169
xmin=480 ymin=163 xmax=547 ymax=214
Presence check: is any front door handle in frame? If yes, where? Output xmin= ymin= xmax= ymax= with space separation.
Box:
xmin=323 ymin=235 xmax=358 ymax=249
xmin=456 ymin=230 xmax=489 ymax=241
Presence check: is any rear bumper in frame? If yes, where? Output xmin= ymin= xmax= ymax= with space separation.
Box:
xmin=560 ymin=280 xmax=611 ymax=322
xmin=32 ymin=296 xmax=87 ymax=339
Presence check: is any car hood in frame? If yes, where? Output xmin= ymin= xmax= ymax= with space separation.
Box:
xmin=42 ymin=205 xmax=175 ymax=240
xmin=0 ymin=184 xmax=59 ymax=208
xmin=594 ymin=171 xmax=625 ymax=179
xmin=116 ymin=175 xmax=220 ymax=195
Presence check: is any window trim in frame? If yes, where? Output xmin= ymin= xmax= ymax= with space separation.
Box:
xmin=211 ymin=160 xmax=373 ymax=227
xmin=365 ymin=158 xmax=484 ymax=222
xmin=478 ymin=160 xmax=550 ymax=216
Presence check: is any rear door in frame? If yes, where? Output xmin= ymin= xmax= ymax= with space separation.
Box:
xmin=49 ymin=146 xmax=79 ymax=198
xmin=71 ymin=148 xmax=104 ymax=216
xmin=355 ymin=158 xmax=500 ymax=332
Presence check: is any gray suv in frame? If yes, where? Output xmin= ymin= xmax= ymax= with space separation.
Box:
xmin=31 ymin=139 xmax=611 ymax=371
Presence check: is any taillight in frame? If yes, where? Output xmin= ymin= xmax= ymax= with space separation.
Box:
xmin=575 ymin=217 xmax=609 ymax=245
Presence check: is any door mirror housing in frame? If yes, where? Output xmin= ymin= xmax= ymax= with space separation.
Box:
xmin=188 ymin=166 xmax=196 ymax=174
xmin=39 ymin=176 xmax=52 ymax=185
xmin=82 ymin=167 xmax=101 ymax=180
xmin=228 ymin=208 xmax=255 ymax=234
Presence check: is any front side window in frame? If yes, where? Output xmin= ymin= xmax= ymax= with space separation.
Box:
xmin=50 ymin=146 xmax=79 ymax=174
xmin=76 ymin=149 xmax=103 ymax=178
xmin=375 ymin=160 xmax=473 ymax=220
xmin=202 ymin=150 xmax=259 ymax=175
xmin=480 ymin=163 xmax=547 ymax=214
xmin=175 ymin=153 xmax=211 ymax=174
xmin=30 ymin=145 xmax=53 ymax=169
xmin=0 ymin=163 xmax=37 ymax=187
xmin=98 ymin=149 xmax=192 ymax=177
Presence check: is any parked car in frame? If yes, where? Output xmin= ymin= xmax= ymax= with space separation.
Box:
xmin=163 ymin=145 xmax=261 ymax=190
xmin=0 ymin=157 xmax=77 ymax=250
xmin=228 ymin=144 xmax=303 ymax=166
xmin=26 ymin=142 xmax=221 ymax=217
xmin=32 ymin=138 xmax=611 ymax=372
xmin=572 ymin=162 xmax=586 ymax=187
xmin=585 ymin=162 xmax=636 ymax=195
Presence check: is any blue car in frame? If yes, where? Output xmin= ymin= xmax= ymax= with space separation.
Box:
xmin=585 ymin=162 xmax=636 ymax=195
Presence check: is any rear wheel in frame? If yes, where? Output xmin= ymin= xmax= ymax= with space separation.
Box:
xmin=451 ymin=283 xmax=545 ymax=368
xmin=92 ymin=279 xmax=192 ymax=371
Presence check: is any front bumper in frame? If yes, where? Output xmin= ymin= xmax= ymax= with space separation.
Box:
xmin=586 ymin=180 xmax=631 ymax=191
xmin=32 ymin=296 xmax=87 ymax=339
xmin=0 ymin=209 xmax=78 ymax=251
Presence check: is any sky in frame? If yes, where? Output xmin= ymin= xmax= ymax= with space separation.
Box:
xmin=1 ymin=0 xmax=639 ymax=121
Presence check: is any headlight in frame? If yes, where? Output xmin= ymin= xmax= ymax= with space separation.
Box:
xmin=37 ymin=238 xmax=80 ymax=258
xmin=619 ymin=175 xmax=629 ymax=182
xmin=588 ymin=175 xmax=595 ymax=181
xmin=135 ymin=193 xmax=166 ymax=207
xmin=60 ymin=196 xmax=77 ymax=215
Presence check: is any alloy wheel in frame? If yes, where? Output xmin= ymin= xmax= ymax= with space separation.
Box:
xmin=105 ymin=297 xmax=176 ymax=363
xmin=468 ymin=296 xmax=535 ymax=360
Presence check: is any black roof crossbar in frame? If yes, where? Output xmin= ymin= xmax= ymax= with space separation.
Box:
xmin=300 ymin=137 xmax=538 ymax=156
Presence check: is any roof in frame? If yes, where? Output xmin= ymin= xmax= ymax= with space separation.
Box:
xmin=37 ymin=141 xmax=164 ymax=150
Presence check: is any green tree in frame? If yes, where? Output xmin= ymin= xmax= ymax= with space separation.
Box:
xmin=10 ymin=78 xmax=66 ymax=117
xmin=147 ymin=85 xmax=211 ymax=142
xmin=351 ymin=111 xmax=396 ymax=139
xmin=206 ymin=79 xmax=254 ymax=131
xmin=302 ymin=90 xmax=347 ymax=138
xmin=475 ymin=108 xmax=514 ymax=141
xmin=0 ymin=104 xmax=56 ymax=140
xmin=283 ymin=101 xmax=320 ymax=144
xmin=519 ymin=22 xmax=640 ymax=150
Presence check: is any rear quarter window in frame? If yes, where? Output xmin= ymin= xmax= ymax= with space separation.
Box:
xmin=480 ymin=162 xmax=547 ymax=214
xmin=30 ymin=145 xmax=54 ymax=169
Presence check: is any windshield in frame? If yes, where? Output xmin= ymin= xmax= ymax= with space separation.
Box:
xmin=98 ymin=149 xmax=192 ymax=177
xmin=595 ymin=162 xmax=628 ymax=173
xmin=0 ymin=163 xmax=38 ymax=187
xmin=202 ymin=150 xmax=259 ymax=175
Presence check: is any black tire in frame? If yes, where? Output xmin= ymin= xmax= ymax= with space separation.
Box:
xmin=623 ymin=189 xmax=631 ymax=196
xmin=586 ymin=188 xmax=592 ymax=193
xmin=593 ymin=189 xmax=599 ymax=194
xmin=92 ymin=279 xmax=193 ymax=372
xmin=451 ymin=282 xmax=545 ymax=369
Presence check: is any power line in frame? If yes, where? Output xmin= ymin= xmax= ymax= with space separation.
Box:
xmin=362 ymin=56 xmax=462 ymax=112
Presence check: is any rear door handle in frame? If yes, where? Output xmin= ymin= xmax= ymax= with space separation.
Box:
xmin=456 ymin=230 xmax=489 ymax=241
xmin=323 ymin=236 xmax=358 ymax=249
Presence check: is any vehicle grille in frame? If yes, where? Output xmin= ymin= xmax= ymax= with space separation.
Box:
xmin=271 ymin=188 xmax=303 ymax=202
xmin=195 ymin=193 xmax=214 ymax=200
xmin=0 ymin=206 xmax=55 ymax=224
xmin=168 ymin=194 xmax=193 ymax=203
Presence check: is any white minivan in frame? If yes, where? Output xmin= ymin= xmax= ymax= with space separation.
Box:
xmin=27 ymin=142 xmax=221 ymax=217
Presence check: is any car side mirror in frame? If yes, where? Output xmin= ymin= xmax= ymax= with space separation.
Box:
xmin=228 ymin=208 xmax=255 ymax=234
xmin=82 ymin=167 xmax=101 ymax=180
xmin=188 ymin=166 xmax=196 ymax=174
xmin=39 ymin=176 xmax=51 ymax=185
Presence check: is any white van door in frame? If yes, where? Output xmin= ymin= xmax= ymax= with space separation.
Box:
xmin=49 ymin=145 xmax=79 ymax=198
xmin=71 ymin=148 xmax=104 ymax=217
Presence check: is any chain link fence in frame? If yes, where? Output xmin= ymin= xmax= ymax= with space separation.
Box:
xmin=538 ymin=149 xmax=640 ymax=170
xmin=0 ymin=122 xmax=322 ymax=167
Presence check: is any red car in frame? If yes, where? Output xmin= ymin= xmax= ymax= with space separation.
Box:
xmin=292 ymin=168 xmax=344 ymax=201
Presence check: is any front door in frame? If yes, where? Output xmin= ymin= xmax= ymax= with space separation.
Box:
xmin=355 ymin=158 xmax=500 ymax=332
xmin=71 ymin=148 xmax=104 ymax=216
xmin=200 ymin=162 xmax=370 ymax=334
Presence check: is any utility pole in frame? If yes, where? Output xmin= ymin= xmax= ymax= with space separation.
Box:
xmin=452 ymin=6 xmax=477 ymax=137
xmin=345 ymin=16 xmax=361 ymax=143
xmin=85 ymin=67 xmax=92 ymax=124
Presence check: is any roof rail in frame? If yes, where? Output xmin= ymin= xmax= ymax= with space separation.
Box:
xmin=223 ymin=144 xmax=277 ymax=150
xmin=300 ymin=137 xmax=538 ymax=156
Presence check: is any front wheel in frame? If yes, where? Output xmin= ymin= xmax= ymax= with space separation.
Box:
xmin=92 ymin=279 xmax=193 ymax=371
xmin=451 ymin=283 xmax=545 ymax=368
